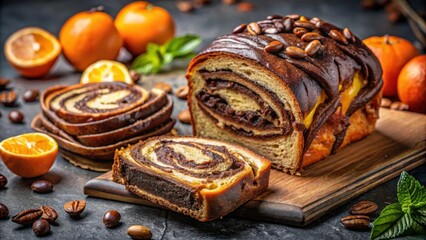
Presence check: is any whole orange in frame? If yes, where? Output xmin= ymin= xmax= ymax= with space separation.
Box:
xmin=397 ymin=55 xmax=426 ymax=114
xmin=115 ymin=1 xmax=175 ymax=56
xmin=363 ymin=35 xmax=419 ymax=97
xmin=59 ymin=7 xmax=123 ymax=72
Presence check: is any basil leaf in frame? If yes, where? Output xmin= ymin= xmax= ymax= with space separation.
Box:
xmin=164 ymin=35 xmax=201 ymax=58
xmin=371 ymin=203 xmax=413 ymax=240
xmin=398 ymin=171 xmax=426 ymax=213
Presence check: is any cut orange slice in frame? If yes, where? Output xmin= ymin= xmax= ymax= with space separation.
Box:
xmin=80 ymin=60 xmax=133 ymax=84
xmin=4 ymin=27 xmax=61 ymax=78
xmin=0 ymin=133 xmax=58 ymax=178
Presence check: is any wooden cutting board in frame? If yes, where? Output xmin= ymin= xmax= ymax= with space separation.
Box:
xmin=84 ymin=108 xmax=426 ymax=226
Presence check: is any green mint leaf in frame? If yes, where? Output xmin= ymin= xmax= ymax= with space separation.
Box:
xmin=370 ymin=203 xmax=413 ymax=240
xmin=410 ymin=220 xmax=426 ymax=235
xmin=398 ymin=171 xmax=426 ymax=213
xmin=412 ymin=208 xmax=426 ymax=225
xmin=131 ymin=52 xmax=162 ymax=75
xmin=163 ymin=35 xmax=201 ymax=58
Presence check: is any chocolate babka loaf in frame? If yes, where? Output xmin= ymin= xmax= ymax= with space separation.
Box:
xmin=113 ymin=136 xmax=271 ymax=222
xmin=186 ymin=15 xmax=383 ymax=174
xmin=32 ymin=82 xmax=175 ymax=171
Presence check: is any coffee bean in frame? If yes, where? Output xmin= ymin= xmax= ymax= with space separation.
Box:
xmin=103 ymin=210 xmax=121 ymax=228
xmin=23 ymin=89 xmax=40 ymax=102
xmin=285 ymin=46 xmax=307 ymax=59
xmin=283 ymin=18 xmax=294 ymax=32
xmin=178 ymin=109 xmax=192 ymax=124
xmin=293 ymin=27 xmax=308 ymax=37
xmin=267 ymin=15 xmax=282 ymax=20
xmin=175 ymin=86 xmax=189 ymax=99
xmin=264 ymin=27 xmax=279 ymax=34
xmin=154 ymin=82 xmax=172 ymax=94
xmin=247 ymin=22 xmax=261 ymax=36
xmin=294 ymin=20 xmax=315 ymax=30
xmin=130 ymin=70 xmax=141 ymax=83
xmin=127 ymin=225 xmax=152 ymax=240
xmin=31 ymin=180 xmax=54 ymax=193
xmin=264 ymin=40 xmax=284 ymax=53
xmin=0 ymin=91 xmax=17 ymax=107
xmin=299 ymin=16 xmax=309 ymax=22
xmin=272 ymin=20 xmax=285 ymax=32
xmin=32 ymin=219 xmax=51 ymax=237
xmin=340 ymin=215 xmax=371 ymax=230
xmin=64 ymin=200 xmax=86 ymax=217
xmin=310 ymin=17 xmax=321 ymax=24
xmin=315 ymin=20 xmax=324 ymax=29
xmin=232 ymin=24 xmax=247 ymax=34
xmin=380 ymin=98 xmax=392 ymax=108
xmin=237 ymin=2 xmax=254 ymax=12
xmin=176 ymin=1 xmax=194 ymax=13
xmin=0 ymin=203 xmax=9 ymax=219
xmin=390 ymin=101 xmax=409 ymax=111
xmin=301 ymin=32 xmax=323 ymax=42
xmin=40 ymin=206 xmax=58 ymax=224
xmin=0 ymin=174 xmax=7 ymax=189
xmin=12 ymin=209 xmax=43 ymax=225
xmin=0 ymin=78 xmax=9 ymax=90
xmin=350 ymin=200 xmax=378 ymax=216
xmin=305 ymin=40 xmax=322 ymax=56
xmin=8 ymin=110 xmax=24 ymax=124
xmin=257 ymin=20 xmax=273 ymax=24
xmin=329 ymin=29 xmax=348 ymax=45
xmin=343 ymin=28 xmax=356 ymax=43
xmin=286 ymin=14 xmax=300 ymax=19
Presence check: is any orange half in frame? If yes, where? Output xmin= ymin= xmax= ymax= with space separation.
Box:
xmin=80 ymin=60 xmax=133 ymax=84
xmin=0 ymin=133 xmax=58 ymax=178
xmin=4 ymin=27 xmax=61 ymax=78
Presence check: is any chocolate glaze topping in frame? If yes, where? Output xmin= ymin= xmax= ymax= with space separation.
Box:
xmin=191 ymin=15 xmax=383 ymax=151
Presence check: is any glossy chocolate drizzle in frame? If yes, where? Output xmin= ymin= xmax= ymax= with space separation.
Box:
xmin=193 ymin=15 xmax=383 ymax=151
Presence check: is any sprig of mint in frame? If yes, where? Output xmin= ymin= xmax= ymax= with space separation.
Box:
xmin=131 ymin=35 xmax=201 ymax=75
xmin=370 ymin=171 xmax=426 ymax=240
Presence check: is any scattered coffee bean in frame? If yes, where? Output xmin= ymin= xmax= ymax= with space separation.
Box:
xmin=267 ymin=15 xmax=282 ymax=20
xmin=40 ymin=205 xmax=58 ymax=224
xmin=130 ymin=70 xmax=141 ymax=83
xmin=23 ymin=89 xmax=40 ymax=102
xmin=237 ymin=2 xmax=255 ymax=12
xmin=8 ymin=110 xmax=24 ymax=123
xmin=0 ymin=78 xmax=9 ymax=90
xmin=305 ymin=40 xmax=322 ymax=56
xmin=247 ymin=22 xmax=261 ymax=36
xmin=127 ymin=225 xmax=152 ymax=240
xmin=175 ymin=86 xmax=189 ymax=99
xmin=154 ymin=82 xmax=172 ymax=94
xmin=390 ymin=101 xmax=409 ymax=111
xmin=176 ymin=1 xmax=194 ymax=13
xmin=283 ymin=18 xmax=294 ymax=32
xmin=285 ymin=46 xmax=307 ymax=59
xmin=329 ymin=29 xmax=349 ymax=45
xmin=264 ymin=40 xmax=284 ymax=53
xmin=286 ymin=14 xmax=300 ymax=19
xmin=178 ymin=109 xmax=192 ymax=124
xmin=12 ymin=209 xmax=43 ymax=225
xmin=340 ymin=215 xmax=371 ymax=230
xmin=294 ymin=20 xmax=315 ymax=30
xmin=232 ymin=24 xmax=247 ymax=34
xmin=380 ymin=98 xmax=392 ymax=108
xmin=32 ymin=219 xmax=51 ymax=237
xmin=103 ymin=210 xmax=121 ymax=228
xmin=0 ymin=174 xmax=7 ymax=189
xmin=0 ymin=91 xmax=17 ymax=107
xmin=264 ymin=27 xmax=279 ymax=34
xmin=31 ymin=180 xmax=54 ymax=193
xmin=343 ymin=28 xmax=356 ymax=43
xmin=222 ymin=0 xmax=240 ymax=5
xmin=301 ymin=32 xmax=323 ymax=42
xmin=293 ymin=27 xmax=308 ymax=37
xmin=350 ymin=200 xmax=378 ymax=216
xmin=0 ymin=203 xmax=9 ymax=219
xmin=64 ymin=200 xmax=86 ymax=217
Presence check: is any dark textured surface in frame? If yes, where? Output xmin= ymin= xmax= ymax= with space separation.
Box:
xmin=0 ymin=0 xmax=425 ymax=239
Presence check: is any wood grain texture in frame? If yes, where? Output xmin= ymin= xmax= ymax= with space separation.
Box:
xmin=84 ymin=108 xmax=426 ymax=225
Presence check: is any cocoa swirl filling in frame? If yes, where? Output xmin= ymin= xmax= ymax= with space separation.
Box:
xmin=192 ymin=15 xmax=383 ymax=152
xmin=130 ymin=140 xmax=245 ymax=180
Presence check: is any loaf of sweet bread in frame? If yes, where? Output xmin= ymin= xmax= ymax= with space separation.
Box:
xmin=113 ymin=136 xmax=271 ymax=222
xmin=32 ymin=82 xmax=175 ymax=171
xmin=186 ymin=15 xmax=383 ymax=174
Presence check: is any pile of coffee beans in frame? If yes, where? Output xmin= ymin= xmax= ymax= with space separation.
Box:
xmin=176 ymin=0 xmax=255 ymax=14
xmin=340 ymin=200 xmax=378 ymax=230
